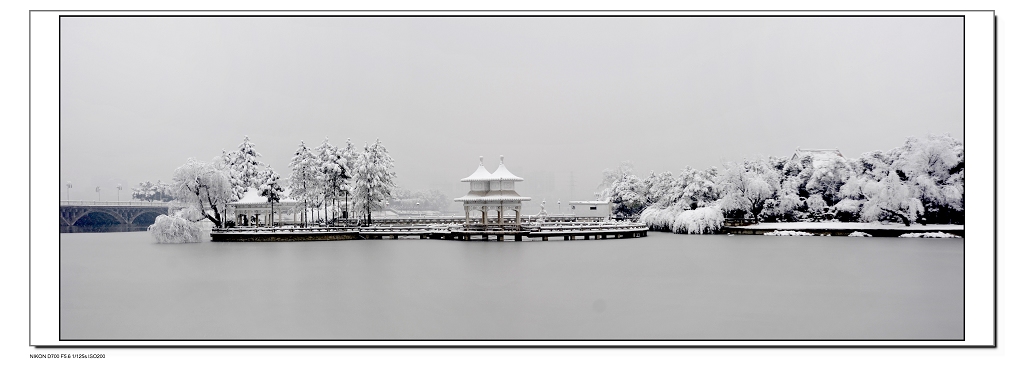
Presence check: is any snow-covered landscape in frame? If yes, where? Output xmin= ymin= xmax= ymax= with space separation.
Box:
xmin=609 ymin=135 xmax=964 ymax=236
xmin=52 ymin=14 xmax=978 ymax=348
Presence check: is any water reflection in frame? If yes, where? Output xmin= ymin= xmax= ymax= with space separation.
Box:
xmin=60 ymin=224 xmax=150 ymax=233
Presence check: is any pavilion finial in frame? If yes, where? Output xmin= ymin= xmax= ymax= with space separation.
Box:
xmin=479 ymin=156 xmax=484 ymax=165
xmin=500 ymin=155 xmax=505 ymax=164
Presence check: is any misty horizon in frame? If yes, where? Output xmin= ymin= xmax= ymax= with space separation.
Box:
xmin=59 ymin=16 xmax=964 ymax=210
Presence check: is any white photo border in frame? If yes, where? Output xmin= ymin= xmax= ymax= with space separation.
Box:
xmin=31 ymin=10 xmax=995 ymax=347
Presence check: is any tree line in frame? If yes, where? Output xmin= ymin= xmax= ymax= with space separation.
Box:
xmin=601 ymin=134 xmax=964 ymax=231
xmin=166 ymin=136 xmax=397 ymax=228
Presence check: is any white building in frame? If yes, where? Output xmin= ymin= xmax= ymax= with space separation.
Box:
xmin=226 ymin=188 xmax=302 ymax=227
xmin=791 ymin=148 xmax=845 ymax=168
xmin=454 ymin=156 xmax=531 ymax=228
xmin=569 ymin=200 xmax=611 ymax=219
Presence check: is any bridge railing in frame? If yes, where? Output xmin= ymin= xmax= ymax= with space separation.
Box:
xmin=60 ymin=200 xmax=177 ymax=207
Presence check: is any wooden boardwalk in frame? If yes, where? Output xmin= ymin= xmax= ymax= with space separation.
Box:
xmin=210 ymin=222 xmax=648 ymax=242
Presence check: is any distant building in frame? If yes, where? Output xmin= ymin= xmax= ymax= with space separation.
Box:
xmin=454 ymin=156 xmax=531 ymax=227
xmin=791 ymin=148 xmax=845 ymax=169
xmin=569 ymin=200 xmax=611 ymax=219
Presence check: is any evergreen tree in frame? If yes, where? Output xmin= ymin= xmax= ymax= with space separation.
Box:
xmin=288 ymin=141 xmax=317 ymax=227
xmin=314 ymin=137 xmax=350 ymax=224
xmin=259 ymin=166 xmax=285 ymax=227
xmin=351 ymin=139 xmax=396 ymax=225
xmin=339 ymin=138 xmax=359 ymax=219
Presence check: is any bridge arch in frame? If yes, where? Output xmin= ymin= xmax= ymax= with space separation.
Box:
xmin=69 ymin=210 xmax=124 ymax=226
xmin=128 ymin=209 xmax=169 ymax=225
xmin=60 ymin=204 xmax=174 ymax=227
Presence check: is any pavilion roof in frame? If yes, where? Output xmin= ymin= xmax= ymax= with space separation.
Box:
xmin=454 ymin=190 xmax=531 ymax=202
xmin=489 ymin=155 xmax=524 ymax=181
xmin=461 ymin=156 xmax=495 ymax=182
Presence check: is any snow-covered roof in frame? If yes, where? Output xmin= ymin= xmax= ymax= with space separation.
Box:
xmin=454 ymin=189 xmax=531 ymax=202
xmin=231 ymin=188 xmax=298 ymax=205
xmin=792 ymin=148 xmax=845 ymax=168
xmin=461 ymin=156 xmax=495 ymax=182
xmin=454 ymin=191 xmax=486 ymax=201
xmin=569 ymin=200 xmax=610 ymax=205
xmin=490 ymin=155 xmax=524 ymax=181
xmin=483 ymin=189 xmax=529 ymax=201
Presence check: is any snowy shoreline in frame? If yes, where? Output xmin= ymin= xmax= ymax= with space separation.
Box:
xmin=721 ymin=222 xmax=964 ymax=238
xmin=736 ymin=222 xmax=964 ymax=231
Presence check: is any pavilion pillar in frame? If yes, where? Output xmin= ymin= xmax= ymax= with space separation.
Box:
xmin=498 ymin=205 xmax=504 ymax=226
xmin=482 ymin=207 xmax=487 ymax=227
xmin=465 ymin=206 xmax=470 ymax=225
xmin=515 ymin=209 xmax=521 ymax=225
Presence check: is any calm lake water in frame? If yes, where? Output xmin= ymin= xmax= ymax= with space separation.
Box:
xmin=60 ymin=231 xmax=963 ymax=340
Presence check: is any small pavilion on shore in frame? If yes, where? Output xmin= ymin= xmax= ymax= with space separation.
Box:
xmin=454 ymin=156 xmax=531 ymax=229
xmin=227 ymin=188 xmax=302 ymax=227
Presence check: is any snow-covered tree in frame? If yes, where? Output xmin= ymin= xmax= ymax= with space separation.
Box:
xmin=639 ymin=205 xmax=724 ymax=234
xmin=597 ymin=161 xmax=634 ymax=200
xmin=643 ymin=171 xmax=677 ymax=207
xmin=715 ymin=160 xmax=776 ymax=221
xmin=889 ymin=134 xmax=965 ymax=224
xmin=132 ymin=181 xmax=156 ymax=202
xmin=233 ymin=136 xmax=266 ymax=188
xmin=288 ymin=141 xmax=317 ymax=226
xmin=149 ymin=206 xmax=206 ymax=243
xmin=658 ymin=169 xmax=691 ymax=208
xmin=218 ymin=136 xmax=269 ymax=200
xmin=860 ymin=170 xmax=924 ymax=226
xmin=682 ymin=167 xmax=718 ymax=210
xmin=804 ymin=155 xmax=852 ymax=207
xmin=607 ymin=172 xmax=646 ymax=217
xmin=259 ymin=166 xmax=285 ymax=227
xmin=339 ymin=138 xmax=359 ymax=218
xmin=131 ymin=180 xmax=173 ymax=202
xmin=315 ymin=137 xmax=349 ymax=224
xmin=170 ymin=158 xmax=236 ymax=228
xmin=351 ymin=139 xmax=397 ymax=225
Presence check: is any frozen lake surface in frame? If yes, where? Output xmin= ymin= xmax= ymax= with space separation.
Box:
xmin=60 ymin=231 xmax=963 ymax=340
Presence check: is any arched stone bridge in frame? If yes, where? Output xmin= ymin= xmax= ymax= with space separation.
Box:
xmin=59 ymin=201 xmax=183 ymax=226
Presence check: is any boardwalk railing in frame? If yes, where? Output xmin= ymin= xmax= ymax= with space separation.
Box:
xmin=528 ymin=223 xmax=649 ymax=233
xmin=213 ymin=226 xmax=357 ymax=233
xmin=60 ymin=200 xmax=176 ymax=207
xmin=213 ymin=222 xmax=646 ymax=234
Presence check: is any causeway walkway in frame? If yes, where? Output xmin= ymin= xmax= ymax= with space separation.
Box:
xmin=210 ymin=222 xmax=648 ymax=242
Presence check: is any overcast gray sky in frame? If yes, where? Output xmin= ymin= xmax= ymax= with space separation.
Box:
xmin=59 ymin=16 xmax=963 ymax=210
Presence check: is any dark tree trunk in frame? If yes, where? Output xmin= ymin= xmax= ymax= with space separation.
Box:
xmin=881 ymin=208 xmax=912 ymax=226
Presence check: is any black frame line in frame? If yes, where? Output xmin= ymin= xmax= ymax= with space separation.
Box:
xmin=40 ymin=10 xmax=992 ymax=348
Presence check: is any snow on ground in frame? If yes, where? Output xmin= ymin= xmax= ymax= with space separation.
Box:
xmin=848 ymin=231 xmax=872 ymax=237
xmin=764 ymin=230 xmax=815 ymax=236
xmin=898 ymin=232 xmax=962 ymax=238
xmin=740 ymin=222 xmax=963 ymax=231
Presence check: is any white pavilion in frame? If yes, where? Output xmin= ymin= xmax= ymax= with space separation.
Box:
xmin=454 ymin=156 xmax=531 ymax=228
xmin=227 ymin=188 xmax=302 ymax=227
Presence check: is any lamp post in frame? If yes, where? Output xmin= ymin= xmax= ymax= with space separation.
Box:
xmin=116 ymin=184 xmax=122 ymax=202
xmin=416 ymin=202 xmax=420 ymax=217
xmin=557 ymin=200 xmax=561 ymax=215
xmin=95 ymin=186 xmax=101 ymax=201
xmin=385 ymin=200 xmax=389 ymax=218
xmin=65 ymin=182 xmax=72 ymax=201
